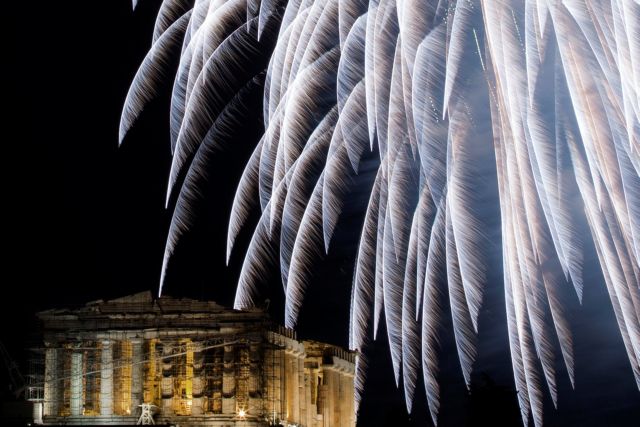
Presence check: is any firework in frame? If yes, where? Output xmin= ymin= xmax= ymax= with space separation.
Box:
xmin=121 ymin=1 xmax=640 ymax=425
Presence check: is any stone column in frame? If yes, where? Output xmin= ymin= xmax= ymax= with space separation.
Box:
xmin=285 ymin=352 xmax=292 ymax=422
xmin=333 ymin=370 xmax=340 ymax=427
xmin=32 ymin=400 xmax=43 ymax=424
xmin=44 ymin=347 xmax=59 ymax=416
xmin=324 ymin=369 xmax=336 ymax=427
xmin=100 ymin=341 xmax=113 ymax=416
xmin=248 ymin=343 xmax=260 ymax=416
xmin=317 ymin=377 xmax=328 ymax=427
xmin=288 ymin=351 xmax=300 ymax=423
xmin=338 ymin=372 xmax=346 ymax=426
xmin=345 ymin=373 xmax=355 ymax=427
xmin=279 ymin=347 xmax=286 ymax=422
xmin=161 ymin=342 xmax=173 ymax=416
xmin=264 ymin=346 xmax=276 ymax=424
xmin=131 ymin=339 xmax=143 ymax=413
xmin=222 ymin=343 xmax=235 ymax=414
xmin=298 ymin=355 xmax=305 ymax=425
xmin=191 ymin=342 xmax=204 ymax=415
xmin=70 ymin=352 xmax=83 ymax=416
xmin=265 ymin=335 xmax=285 ymax=424
xmin=306 ymin=367 xmax=318 ymax=427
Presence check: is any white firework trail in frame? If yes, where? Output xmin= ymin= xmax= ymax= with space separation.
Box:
xmin=120 ymin=0 xmax=640 ymax=425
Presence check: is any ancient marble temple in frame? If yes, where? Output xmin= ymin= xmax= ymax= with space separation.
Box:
xmin=29 ymin=292 xmax=355 ymax=426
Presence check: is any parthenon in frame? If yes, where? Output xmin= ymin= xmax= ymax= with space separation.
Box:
xmin=27 ymin=292 xmax=356 ymax=426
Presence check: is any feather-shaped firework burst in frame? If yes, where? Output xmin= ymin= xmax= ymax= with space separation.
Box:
xmin=121 ymin=0 xmax=640 ymax=425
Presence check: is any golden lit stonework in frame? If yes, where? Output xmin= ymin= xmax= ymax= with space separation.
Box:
xmin=29 ymin=292 xmax=356 ymax=426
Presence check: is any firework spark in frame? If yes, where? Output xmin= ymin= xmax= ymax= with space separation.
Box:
xmin=121 ymin=1 xmax=640 ymax=425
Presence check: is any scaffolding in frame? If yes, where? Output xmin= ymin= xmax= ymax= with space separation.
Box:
xmin=143 ymin=339 xmax=161 ymax=407
xmin=172 ymin=339 xmax=193 ymax=415
xmin=83 ymin=342 xmax=101 ymax=415
xmin=203 ymin=344 xmax=223 ymax=414
xmin=113 ymin=340 xmax=132 ymax=415
xmin=235 ymin=344 xmax=250 ymax=413
xmin=26 ymin=348 xmax=44 ymax=402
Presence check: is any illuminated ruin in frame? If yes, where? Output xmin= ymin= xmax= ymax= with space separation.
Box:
xmin=28 ymin=292 xmax=355 ymax=426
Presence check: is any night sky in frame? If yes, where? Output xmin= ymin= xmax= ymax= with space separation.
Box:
xmin=4 ymin=1 xmax=639 ymax=426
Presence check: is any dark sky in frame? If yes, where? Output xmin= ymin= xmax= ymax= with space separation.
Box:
xmin=4 ymin=1 xmax=639 ymax=426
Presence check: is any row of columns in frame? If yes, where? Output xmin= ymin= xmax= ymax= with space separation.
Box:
xmin=320 ymin=365 xmax=355 ymax=427
xmin=263 ymin=341 xmax=356 ymax=427
xmin=44 ymin=339 xmax=144 ymax=417
xmin=284 ymin=349 xmax=306 ymax=425
xmin=43 ymin=337 xmax=355 ymax=425
xmin=158 ymin=339 xmax=250 ymax=417
xmin=264 ymin=334 xmax=307 ymax=426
